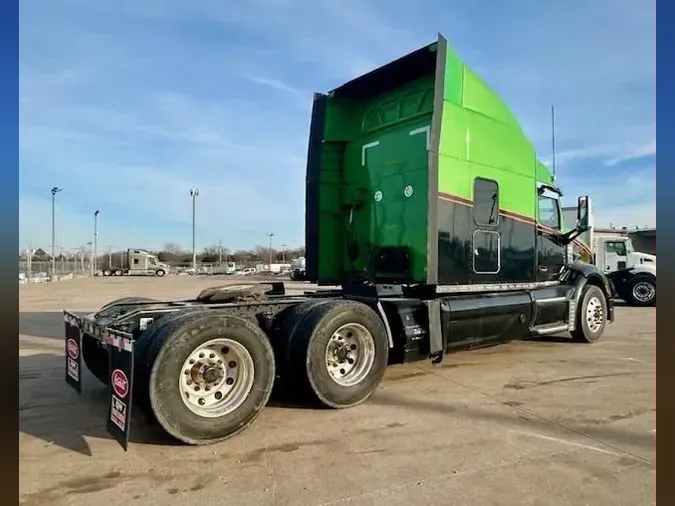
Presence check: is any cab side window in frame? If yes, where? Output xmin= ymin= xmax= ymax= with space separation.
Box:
xmin=538 ymin=195 xmax=560 ymax=229
xmin=605 ymin=241 xmax=627 ymax=256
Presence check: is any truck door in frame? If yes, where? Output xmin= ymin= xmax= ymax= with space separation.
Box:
xmin=146 ymin=255 xmax=158 ymax=274
xmin=536 ymin=188 xmax=565 ymax=282
xmin=602 ymin=239 xmax=627 ymax=272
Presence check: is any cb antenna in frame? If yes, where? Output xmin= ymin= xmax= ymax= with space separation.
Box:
xmin=551 ymin=104 xmax=556 ymax=181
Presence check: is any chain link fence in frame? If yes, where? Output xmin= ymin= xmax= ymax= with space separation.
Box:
xmin=19 ymin=260 xmax=93 ymax=284
xmin=19 ymin=259 xmax=296 ymax=283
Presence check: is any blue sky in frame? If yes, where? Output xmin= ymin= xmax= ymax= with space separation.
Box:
xmin=19 ymin=0 xmax=655 ymax=253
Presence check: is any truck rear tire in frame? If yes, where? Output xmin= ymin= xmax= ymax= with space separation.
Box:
xmin=571 ymin=285 xmax=607 ymax=343
xmin=286 ymin=299 xmax=389 ymax=409
xmin=155 ymin=269 xmax=166 ymax=277
xmin=196 ymin=284 xmax=271 ymax=303
xmin=82 ymin=297 xmax=161 ymax=385
xmin=625 ymin=274 xmax=656 ymax=307
xmin=144 ymin=313 xmax=275 ymax=445
xmin=273 ymin=299 xmax=335 ymax=382
xmin=96 ymin=296 xmax=159 ymax=317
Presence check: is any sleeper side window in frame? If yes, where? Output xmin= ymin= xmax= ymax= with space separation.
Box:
xmin=473 ymin=178 xmax=499 ymax=226
xmin=472 ymin=177 xmax=500 ymax=274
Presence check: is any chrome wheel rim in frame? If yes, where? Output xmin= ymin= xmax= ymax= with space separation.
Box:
xmin=586 ymin=296 xmax=605 ymax=333
xmin=179 ymin=338 xmax=255 ymax=418
xmin=324 ymin=323 xmax=375 ymax=387
xmin=632 ymin=282 xmax=655 ymax=303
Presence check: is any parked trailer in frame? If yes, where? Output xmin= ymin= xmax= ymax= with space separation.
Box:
xmin=63 ymin=35 xmax=615 ymax=451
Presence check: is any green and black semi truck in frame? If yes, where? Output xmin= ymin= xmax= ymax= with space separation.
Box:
xmin=62 ymin=34 xmax=614 ymax=450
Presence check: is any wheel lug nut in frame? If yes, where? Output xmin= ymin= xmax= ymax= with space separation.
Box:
xmin=221 ymin=346 xmax=229 ymax=354
xmin=350 ymin=344 xmax=357 ymax=350
xmin=228 ymin=361 xmax=236 ymax=368
xmin=187 ymin=379 xmax=192 ymax=385
xmin=339 ymin=369 xmax=346 ymax=375
xmin=194 ymin=386 xmax=200 ymax=391
xmin=184 ymin=370 xmax=190 ymax=375
xmin=214 ymin=391 xmax=223 ymax=400
xmin=226 ymin=378 xmax=234 ymax=386
xmin=209 ymin=353 xmax=215 ymax=359
xmin=205 ymin=386 xmax=210 ymax=391
xmin=348 ymin=358 xmax=354 ymax=364
xmin=198 ymin=398 xmax=205 ymax=405
xmin=189 ymin=359 xmax=195 ymax=365
xmin=199 ymin=352 xmax=205 ymax=358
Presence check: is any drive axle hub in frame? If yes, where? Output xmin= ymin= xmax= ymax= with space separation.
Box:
xmin=179 ymin=338 xmax=255 ymax=418
xmin=324 ymin=323 xmax=376 ymax=387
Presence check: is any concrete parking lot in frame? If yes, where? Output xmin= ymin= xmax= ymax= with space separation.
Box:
xmin=20 ymin=277 xmax=655 ymax=505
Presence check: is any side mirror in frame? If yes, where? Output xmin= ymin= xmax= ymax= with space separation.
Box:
xmin=577 ymin=195 xmax=589 ymax=231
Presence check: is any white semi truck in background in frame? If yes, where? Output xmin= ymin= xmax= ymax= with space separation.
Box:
xmin=563 ymin=205 xmax=656 ymax=306
xmin=289 ymin=257 xmax=306 ymax=281
xmin=101 ymin=249 xmax=170 ymax=277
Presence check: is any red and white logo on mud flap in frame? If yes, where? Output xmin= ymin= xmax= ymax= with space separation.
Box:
xmin=66 ymin=338 xmax=79 ymax=360
xmin=111 ymin=369 xmax=129 ymax=398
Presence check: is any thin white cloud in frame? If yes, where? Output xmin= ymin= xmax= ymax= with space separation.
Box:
xmin=604 ymin=140 xmax=656 ymax=167
xmin=248 ymin=77 xmax=299 ymax=94
xmin=538 ymin=137 xmax=656 ymax=168
xmin=566 ymin=169 xmax=655 ymax=228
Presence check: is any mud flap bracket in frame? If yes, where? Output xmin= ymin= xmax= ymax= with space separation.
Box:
xmin=425 ymin=299 xmax=445 ymax=364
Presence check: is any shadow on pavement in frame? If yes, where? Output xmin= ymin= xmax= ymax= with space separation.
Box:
xmin=19 ymin=310 xmax=318 ymax=456
xmin=20 ymin=310 xmax=654 ymax=461
xmin=20 ymin=312 xmax=84 ymax=340
xmin=369 ymin=390 xmax=655 ymax=457
xmin=19 ymin=352 xmax=180 ymax=456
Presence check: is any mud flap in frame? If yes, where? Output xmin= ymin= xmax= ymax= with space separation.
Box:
xmin=104 ymin=330 xmax=135 ymax=451
xmin=425 ymin=299 xmax=445 ymax=364
xmin=63 ymin=311 xmax=83 ymax=393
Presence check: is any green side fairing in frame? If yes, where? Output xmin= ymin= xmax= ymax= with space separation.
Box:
xmin=306 ymin=34 xmax=569 ymax=285
xmin=438 ymin=47 xmax=538 ymax=220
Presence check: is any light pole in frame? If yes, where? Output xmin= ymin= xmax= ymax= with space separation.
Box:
xmin=281 ymin=244 xmax=287 ymax=264
xmin=50 ymin=187 xmax=62 ymax=280
xmin=86 ymin=241 xmax=93 ymax=273
xmin=218 ymin=239 xmax=223 ymax=266
xmin=189 ymin=188 xmax=199 ymax=273
xmin=266 ymin=233 xmax=274 ymax=270
xmin=93 ymin=210 xmax=99 ymax=276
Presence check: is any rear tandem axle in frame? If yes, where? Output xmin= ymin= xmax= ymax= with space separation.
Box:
xmin=63 ymin=279 xmax=612 ymax=451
